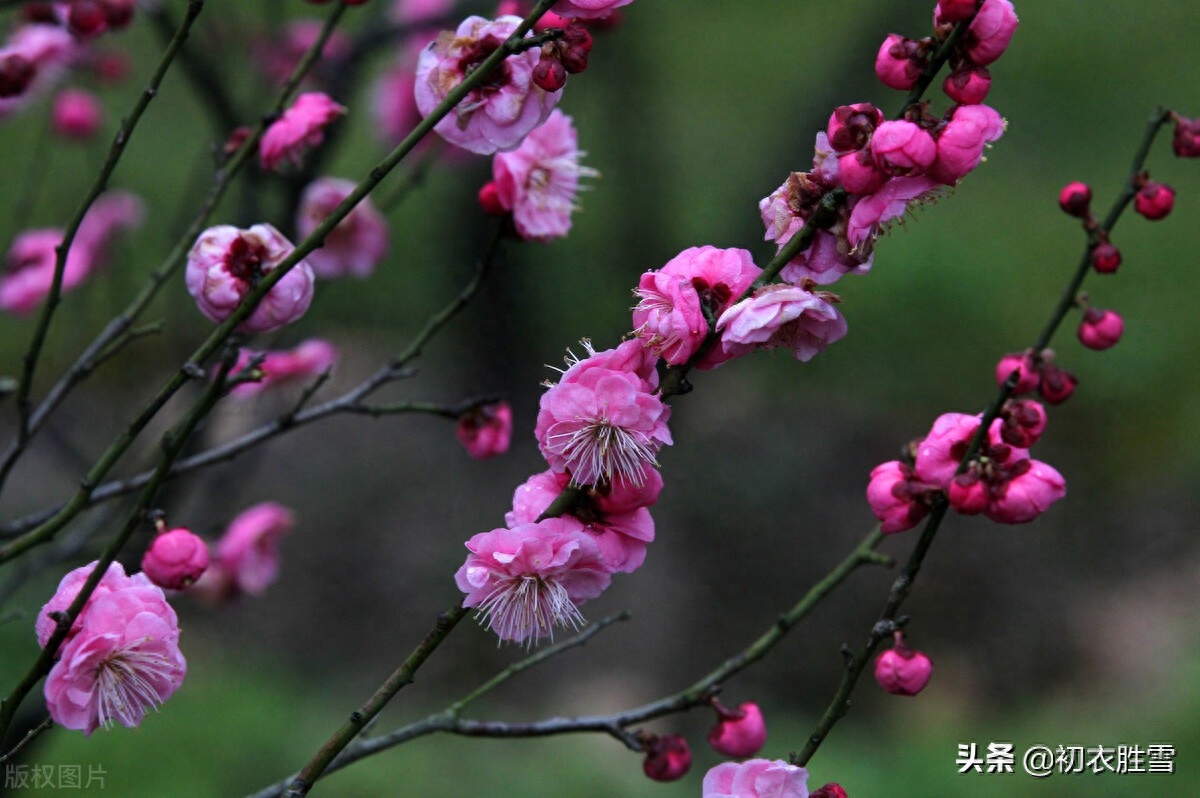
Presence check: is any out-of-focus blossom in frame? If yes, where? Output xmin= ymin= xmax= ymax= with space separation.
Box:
xmin=295 ymin=177 xmax=389 ymax=279
xmin=260 ymin=92 xmax=346 ymax=172
xmin=702 ymin=759 xmax=809 ymax=798
xmin=456 ymin=401 xmax=513 ymax=459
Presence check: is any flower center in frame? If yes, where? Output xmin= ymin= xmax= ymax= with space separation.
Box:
xmin=476 ymin=574 xmax=584 ymax=646
xmin=94 ymin=646 xmax=177 ymax=730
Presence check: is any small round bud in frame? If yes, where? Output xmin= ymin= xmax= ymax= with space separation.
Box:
xmin=999 ymin=398 xmax=1047 ymax=447
xmin=1172 ymin=115 xmax=1200 ymax=158
xmin=1057 ymin=181 xmax=1092 ymax=217
xmin=874 ymin=34 xmax=927 ymax=91
xmin=1089 ymin=241 xmax=1121 ymax=273
xmin=1037 ymin=362 xmax=1078 ymax=405
xmin=826 ymin=102 xmax=884 ymax=152
xmin=1134 ymin=181 xmax=1175 ymax=220
xmin=643 ymin=734 xmax=691 ymax=782
xmin=874 ymin=636 xmax=933 ymax=696
xmin=532 ymin=56 xmax=567 ymax=92
xmin=67 ymin=0 xmax=108 ymax=37
xmin=1077 ymin=307 xmax=1124 ymax=351
xmin=942 ymin=64 xmax=991 ymax=104
xmin=995 ymin=351 xmax=1039 ymax=394
xmin=811 ymin=784 xmax=850 ymax=798
xmin=707 ymin=701 xmax=767 ymax=758
xmin=477 ymin=181 xmax=507 ymax=216
xmin=142 ymin=527 xmax=210 ymax=590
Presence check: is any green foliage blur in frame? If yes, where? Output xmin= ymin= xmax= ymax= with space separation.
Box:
xmin=2 ymin=1 xmax=1199 ymax=796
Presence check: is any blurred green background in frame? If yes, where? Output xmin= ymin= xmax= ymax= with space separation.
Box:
xmin=2 ymin=0 xmax=1200 ymax=795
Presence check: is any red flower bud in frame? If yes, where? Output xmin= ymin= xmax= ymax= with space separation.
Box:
xmin=1089 ymin=241 xmax=1121 ymax=273
xmin=1057 ymin=181 xmax=1091 ymax=217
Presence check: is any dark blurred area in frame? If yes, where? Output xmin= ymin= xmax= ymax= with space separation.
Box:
xmin=2 ymin=1 xmax=1199 ymax=795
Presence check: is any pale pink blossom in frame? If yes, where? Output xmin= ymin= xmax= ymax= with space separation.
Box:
xmin=185 ymin=223 xmax=315 ymax=333
xmin=928 ymin=103 xmax=1005 ymax=185
xmin=535 ymin=340 xmax=671 ymax=487
xmin=870 ymin=120 xmax=937 ymax=176
xmin=295 ymin=177 xmax=389 ymax=279
xmin=708 ymin=701 xmax=767 ymax=758
xmin=455 ymin=518 xmax=611 ymax=644
xmin=633 ymin=246 xmax=762 ymax=365
xmin=846 ymin=175 xmax=940 ymax=249
xmin=414 ymin=15 xmax=559 ymax=154
xmin=643 ymin=734 xmax=692 ymax=782
xmin=875 ymin=638 xmax=932 ymax=696
xmin=1077 ymin=308 xmax=1124 ymax=350
xmin=505 ymin=468 xmax=656 ymax=574
xmin=141 ymin=528 xmax=209 ymax=591
xmin=51 ymin=87 xmax=102 ymax=138
xmin=260 ymin=92 xmax=346 ymax=172
xmin=214 ymin=502 xmax=294 ymax=597
xmin=456 ymin=401 xmax=513 ymax=459
xmin=229 ymin=339 xmax=338 ymax=397
xmin=36 ymin=561 xmax=130 ymax=649
xmin=491 ymin=109 xmax=595 ymax=241
xmin=0 ymin=24 xmax=78 ymax=116
xmin=866 ymin=460 xmax=936 ymax=534
xmin=1 ymin=190 xmax=143 ymax=314
xmin=44 ymin=581 xmax=185 ymax=734
xmin=760 ymin=175 xmax=873 ymax=285
xmin=940 ymin=0 xmax=1018 ymax=66
xmin=716 ymin=283 xmax=847 ymax=363
xmin=551 ymin=0 xmax=633 ymax=20
xmin=703 ymin=759 xmax=809 ymax=798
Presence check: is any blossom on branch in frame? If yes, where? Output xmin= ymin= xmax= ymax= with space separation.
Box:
xmin=295 ymin=177 xmax=389 ymax=279
xmin=229 ymin=339 xmax=339 ymax=398
xmin=260 ymin=92 xmax=346 ymax=172
xmin=716 ymin=283 xmax=848 ymax=363
xmin=702 ymin=759 xmax=809 ymax=798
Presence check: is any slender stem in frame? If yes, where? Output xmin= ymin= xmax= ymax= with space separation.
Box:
xmin=0 ymin=0 xmax=207 ymax=501
xmin=0 ymin=715 xmax=51 ymax=763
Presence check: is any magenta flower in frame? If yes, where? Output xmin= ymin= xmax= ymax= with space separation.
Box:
xmin=914 ymin=413 xmax=1018 ymax=488
xmin=1134 ymin=181 xmax=1175 ymax=220
xmin=1077 ymin=307 xmax=1124 ymax=350
xmin=942 ymin=64 xmax=991 ymax=105
xmin=230 ymin=339 xmax=339 ymax=398
xmin=870 ymin=120 xmax=937 ymax=176
xmin=994 ymin=351 xmax=1040 ymax=394
xmin=997 ymin=399 xmax=1047 ymax=448
xmin=51 ymin=87 xmax=103 ymax=139
xmin=928 ymin=103 xmax=1005 ymax=185
xmin=985 ymin=460 xmax=1066 ymax=524
xmin=633 ymin=246 xmax=762 ymax=365
xmin=942 ymin=0 xmax=1018 ymax=66
xmin=141 ymin=528 xmax=210 ymax=591
xmin=40 ymin=563 xmax=185 ymax=734
xmin=414 ymin=15 xmax=560 ymax=154
xmin=185 ymin=223 xmax=315 ymax=333
xmin=456 ymin=401 xmax=513 ymax=460
xmin=874 ymin=636 xmax=933 ymax=696
xmin=836 ymin=149 xmax=888 ymax=196
xmin=260 ymin=92 xmax=346 ymax=172
xmin=36 ymin=561 xmax=130 ymax=649
xmin=866 ymin=460 xmax=936 ymax=534
xmin=535 ymin=340 xmax=671 ymax=487
xmin=1172 ymin=115 xmax=1200 ymax=158
xmin=937 ymin=0 xmax=978 ymax=23
xmin=295 ymin=177 xmax=389 ymax=279
xmin=708 ymin=701 xmax=768 ymax=758
xmin=846 ymin=175 xmax=940 ymax=249
xmin=212 ymin=502 xmax=295 ymax=597
xmin=874 ymin=33 xmax=925 ymax=91
xmin=716 ymin=283 xmax=848 ymax=363
xmin=643 ymin=734 xmax=692 ymax=783
xmin=702 ymin=759 xmax=809 ymax=798
xmin=491 ymin=109 xmax=596 ymax=241
xmin=455 ymin=518 xmax=612 ymax=645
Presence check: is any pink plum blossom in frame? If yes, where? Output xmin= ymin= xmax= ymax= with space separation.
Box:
xmin=1 ymin=190 xmax=143 ymax=314
xmin=185 ymin=223 xmax=315 ymax=333
xmin=535 ymin=340 xmax=671 ymax=487
xmin=456 ymin=401 xmax=513 ymax=459
xmin=870 ymin=120 xmax=937 ymax=176
xmin=984 ymin=460 xmax=1066 ymax=523
xmin=1077 ymin=308 xmax=1124 ymax=350
xmin=760 ymin=170 xmax=873 ymax=285
xmin=836 ymin=149 xmax=888 ymax=196
xmin=455 ymin=518 xmax=611 ymax=644
xmin=141 ymin=528 xmax=209 ymax=591
xmin=914 ymin=413 xmax=1022 ymax=488
xmin=997 ymin=399 xmax=1047 ymax=448
xmin=874 ymin=33 xmax=925 ymax=91
xmin=505 ymin=468 xmax=656 ymax=574
xmin=866 ymin=460 xmax=936 ymax=534
xmin=943 ymin=0 xmax=1018 ymax=66
xmin=1134 ymin=181 xmax=1175 ymax=220
xmin=708 ymin=701 xmax=767 ymax=758
xmin=0 ymin=24 xmax=78 ymax=117
xmin=810 ymin=784 xmax=849 ymax=798
xmin=1090 ymin=241 xmax=1122 ymax=273
xmin=643 ymin=734 xmax=692 ymax=782
xmin=826 ymin=102 xmax=882 ymax=153
xmin=716 ymin=283 xmax=848 ymax=363
xmin=942 ymin=64 xmax=991 ymax=105
xmin=633 ymin=246 xmax=761 ymax=365
xmin=260 ymin=92 xmax=346 ymax=172
xmin=1058 ymin=181 xmax=1092 ymax=217
xmin=551 ymin=0 xmax=633 ymax=20
xmin=199 ymin=503 xmax=294 ymax=599
xmin=36 ymin=560 xmax=130 ymax=649
xmin=702 ymin=759 xmax=810 ymax=798
xmin=846 ymin=175 xmax=940 ymax=249
xmin=874 ymin=637 xmax=933 ymax=696
xmin=490 ymin=109 xmax=596 ymax=241
xmin=229 ymin=339 xmax=338 ymax=397
xmin=928 ymin=103 xmax=1005 ymax=185
xmin=51 ymin=87 xmax=102 ymax=139
xmin=295 ymin=177 xmax=390 ymax=279
xmin=414 ymin=15 xmax=560 ymax=154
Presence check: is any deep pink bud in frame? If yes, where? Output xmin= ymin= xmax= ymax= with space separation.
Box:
xmin=0 ymin=54 xmax=36 ymax=99
xmin=455 ymin=402 xmax=512 ymax=459
xmin=826 ymin=102 xmax=883 ymax=152
xmin=560 ymin=24 xmax=592 ymax=73
xmin=1134 ymin=181 xmax=1175 ymax=220
xmin=532 ymin=56 xmax=567 ymax=92
xmin=948 ymin=472 xmax=988 ymax=515
xmin=1090 ymin=241 xmax=1121 ymax=273
xmin=533 ymin=11 xmax=574 ymax=32
xmin=643 ymin=734 xmax=691 ymax=782
xmin=837 ymin=150 xmax=888 ymax=195
xmin=999 ymin=399 xmax=1047 ymax=448
xmin=937 ymin=0 xmax=979 ymax=23
xmin=1057 ymin=181 xmax=1091 ymax=217
xmin=142 ymin=528 xmax=210 ymax=590
xmin=874 ymin=34 xmax=926 ymax=91
xmin=1038 ymin=362 xmax=1077 ymax=405
xmin=955 ymin=0 xmax=1018 ymax=66
xmin=867 ymin=461 xmax=932 ymax=534
xmin=52 ymin=89 xmax=103 ymax=140
xmin=995 ymin=352 xmax=1039 ymax=394
xmin=811 ymin=783 xmax=850 ymax=798
xmin=942 ymin=64 xmax=991 ymax=104
xmin=708 ymin=701 xmax=767 ymax=758
xmin=1077 ymin=307 xmax=1124 ymax=351
xmin=871 ymin=120 xmax=937 ymax=176
xmin=101 ymin=0 xmax=135 ymax=29
xmin=1172 ymin=116 xmax=1200 ymax=158
xmin=986 ymin=459 xmax=1066 ymax=523
xmin=68 ymin=0 xmax=107 ymax=36
xmin=478 ymin=181 xmax=507 ymax=216
xmin=875 ymin=639 xmax=933 ymax=696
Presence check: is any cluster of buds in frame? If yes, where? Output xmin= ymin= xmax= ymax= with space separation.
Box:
xmin=995 ymin=349 xmax=1077 ymax=404
xmin=532 ymin=20 xmax=593 ymax=92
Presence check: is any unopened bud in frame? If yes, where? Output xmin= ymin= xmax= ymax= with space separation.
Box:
xmin=643 ymin=734 xmax=691 ymax=782
xmin=1134 ymin=181 xmax=1175 ymax=221
xmin=1089 ymin=241 xmax=1121 ymax=273
xmin=532 ymin=56 xmax=567 ymax=92
xmin=1057 ymin=181 xmax=1091 ymax=217
xmin=874 ymin=634 xmax=933 ymax=696
xmin=1077 ymin=307 xmax=1124 ymax=351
